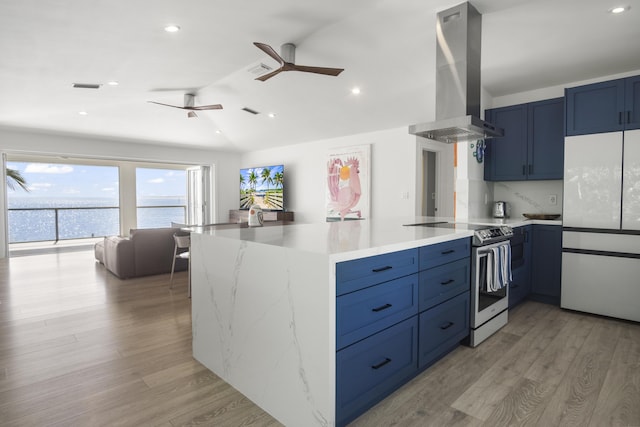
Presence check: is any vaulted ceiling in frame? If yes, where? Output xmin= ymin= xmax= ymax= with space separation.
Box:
xmin=1 ymin=0 xmax=639 ymax=152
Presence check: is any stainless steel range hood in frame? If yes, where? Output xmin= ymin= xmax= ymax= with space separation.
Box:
xmin=409 ymin=2 xmax=503 ymax=143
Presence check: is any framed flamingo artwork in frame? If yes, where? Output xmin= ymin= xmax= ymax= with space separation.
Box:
xmin=326 ymin=144 xmax=370 ymax=221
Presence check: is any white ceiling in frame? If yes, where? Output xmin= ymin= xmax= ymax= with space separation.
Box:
xmin=1 ymin=0 xmax=639 ymax=153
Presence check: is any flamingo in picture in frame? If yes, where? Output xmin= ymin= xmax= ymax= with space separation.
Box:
xmin=327 ymin=156 xmax=362 ymax=220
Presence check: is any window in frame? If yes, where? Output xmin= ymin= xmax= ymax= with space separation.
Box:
xmin=6 ymin=161 xmax=119 ymax=243
xmin=136 ymin=167 xmax=187 ymax=228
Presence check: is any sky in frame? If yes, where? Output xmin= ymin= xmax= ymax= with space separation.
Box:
xmin=7 ymin=162 xmax=186 ymax=199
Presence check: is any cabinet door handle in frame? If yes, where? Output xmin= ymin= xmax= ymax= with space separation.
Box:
xmin=522 ymin=165 xmax=526 ymax=175
xmin=371 ymin=357 xmax=392 ymax=370
xmin=440 ymin=279 xmax=455 ymax=285
xmin=628 ymin=111 xmax=632 ymax=124
xmin=529 ymin=164 xmax=533 ymax=174
xmin=441 ymin=249 xmax=455 ymax=255
xmin=371 ymin=303 xmax=392 ymax=312
xmin=619 ymin=111 xmax=624 ymax=125
xmin=372 ymin=266 xmax=392 ymax=273
xmin=440 ymin=321 xmax=454 ymax=330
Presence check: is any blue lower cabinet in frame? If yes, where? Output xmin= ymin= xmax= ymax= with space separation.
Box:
xmin=418 ymin=291 xmax=470 ymax=370
xmin=419 ymin=258 xmax=470 ymax=311
xmin=337 ymin=274 xmax=419 ymax=350
xmin=336 ymin=316 xmax=418 ymax=427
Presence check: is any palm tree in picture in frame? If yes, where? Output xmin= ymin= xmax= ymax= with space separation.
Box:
xmin=6 ymin=168 xmax=29 ymax=192
xmin=240 ymin=173 xmax=246 ymax=190
xmin=248 ymin=170 xmax=258 ymax=192
xmin=260 ymin=167 xmax=273 ymax=191
xmin=273 ymin=171 xmax=283 ymax=189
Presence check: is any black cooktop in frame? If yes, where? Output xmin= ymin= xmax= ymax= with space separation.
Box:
xmin=403 ymin=222 xmax=490 ymax=231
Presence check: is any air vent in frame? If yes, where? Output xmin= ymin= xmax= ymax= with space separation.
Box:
xmin=72 ymin=83 xmax=101 ymax=89
xmin=247 ymin=63 xmax=273 ymax=75
xmin=242 ymin=107 xmax=260 ymax=115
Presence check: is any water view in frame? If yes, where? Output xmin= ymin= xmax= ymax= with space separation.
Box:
xmin=8 ymin=197 xmax=186 ymax=243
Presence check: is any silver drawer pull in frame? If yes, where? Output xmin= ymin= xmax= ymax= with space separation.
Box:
xmin=371 ymin=303 xmax=392 ymax=312
xmin=372 ymin=265 xmax=392 ymax=273
xmin=440 ymin=321 xmax=454 ymax=330
xmin=441 ymin=249 xmax=455 ymax=255
xmin=440 ymin=279 xmax=455 ymax=285
xmin=371 ymin=357 xmax=392 ymax=370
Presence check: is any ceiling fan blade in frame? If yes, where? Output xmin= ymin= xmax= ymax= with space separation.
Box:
xmin=147 ymin=101 xmax=184 ymax=109
xmin=253 ymin=42 xmax=284 ymax=66
xmin=255 ymin=68 xmax=284 ymax=82
xmin=291 ymin=65 xmax=344 ymax=76
xmin=190 ymin=104 xmax=223 ymax=110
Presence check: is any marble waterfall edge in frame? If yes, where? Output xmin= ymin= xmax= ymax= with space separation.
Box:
xmin=190 ymin=233 xmax=335 ymax=426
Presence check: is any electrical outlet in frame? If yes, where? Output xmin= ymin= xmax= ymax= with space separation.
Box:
xmin=548 ymin=194 xmax=557 ymax=205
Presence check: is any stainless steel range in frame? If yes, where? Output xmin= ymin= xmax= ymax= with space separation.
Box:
xmin=469 ymin=225 xmax=513 ymax=347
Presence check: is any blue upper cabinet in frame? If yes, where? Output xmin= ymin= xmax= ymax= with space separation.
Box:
xmin=626 ymin=75 xmax=640 ymax=130
xmin=485 ymin=98 xmax=564 ymax=181
xmin=484 ymin=104 xmax=527 ymax=181
xmin=566 ymin=75 xmax=640 ymax=135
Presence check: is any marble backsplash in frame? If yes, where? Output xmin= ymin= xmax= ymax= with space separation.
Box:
xmin=491 ymin=180 xmax=563 ymax=219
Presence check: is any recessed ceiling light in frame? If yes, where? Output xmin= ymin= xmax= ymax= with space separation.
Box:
xmin=351 ymin=87 xmax=361 ymax=95
xmin=78 ymin=111 xmax=88 ymax=116
xmin=268 ymin=113 xmax=276 ymax=118
xmin=164 ymin=24 xmax=181 ymax=33
xmin=107 ymin=81 xmax=119 ymax=86
xmin=215 ymin=130 xmax=222 ymax=134
xmin=609 ymin=6 xmax=629 ymax=13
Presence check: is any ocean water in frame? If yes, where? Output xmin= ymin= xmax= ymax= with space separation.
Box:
xmin=8 ymin=197 xmax=186 ymax=243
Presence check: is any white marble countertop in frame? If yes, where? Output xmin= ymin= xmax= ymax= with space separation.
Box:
xmin=189 ymin=216 xmax=561 ymax=263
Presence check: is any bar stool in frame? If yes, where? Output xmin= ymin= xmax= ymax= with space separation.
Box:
xmin=170 ymin=232 xmax=191 ymax=296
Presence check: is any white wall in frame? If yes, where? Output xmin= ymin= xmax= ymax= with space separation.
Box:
xmin=241 ymin=127 xmax=420 ymax=223
xmin=0 ymin=126 xmax=240 ymax=257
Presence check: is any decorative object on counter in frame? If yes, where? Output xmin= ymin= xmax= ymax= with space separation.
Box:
xmin=247 ymin=205 xmax=263 ymax=227
xmin=326 ymin=144 xmax=370 ymax=221
xmin=522 ymin=213 xmax=561 ymax=220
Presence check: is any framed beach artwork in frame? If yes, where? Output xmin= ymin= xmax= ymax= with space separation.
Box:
xmin=326 ymin=144 xmax=370 ymax=221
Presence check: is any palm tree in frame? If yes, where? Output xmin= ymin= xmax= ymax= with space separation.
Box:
xmin=260 ymin=167 xmax=273 ymax=191
xmin=273 ymin=171 xmax=284 ymax=189
xmin=240 ymin=173 xmax=246 ymax=190
xmin=6 ymin=168 xmax=29 ymax=192
xmin=248 ymin=170 xmax=258 ymax=192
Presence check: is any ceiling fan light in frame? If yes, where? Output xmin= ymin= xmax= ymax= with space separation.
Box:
xmin=164 ymin=24 xmax=181 ymax=33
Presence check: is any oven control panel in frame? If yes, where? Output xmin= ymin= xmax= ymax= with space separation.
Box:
xmin=473 ymin=226 xmax=513 ymax=246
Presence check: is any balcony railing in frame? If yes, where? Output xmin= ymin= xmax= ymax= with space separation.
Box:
xmin=8 ymin=205 xmax=186 ymax=244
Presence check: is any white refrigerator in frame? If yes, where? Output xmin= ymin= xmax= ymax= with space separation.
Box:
xmin=561 ymin=129 xmax=640 ymax=322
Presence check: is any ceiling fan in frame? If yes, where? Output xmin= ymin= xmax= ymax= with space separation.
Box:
xmin=148 ymin=94 xmax=223 ymax=118
xmin=253 ymin=42 xmax=344 ymax=82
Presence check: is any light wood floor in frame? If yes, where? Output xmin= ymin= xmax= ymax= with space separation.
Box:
xmin=1 ymin=250 xmax=639 ymax=426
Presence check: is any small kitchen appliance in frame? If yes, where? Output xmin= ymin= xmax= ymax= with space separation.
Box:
xmin=248 ymin=205 xmax=264 ymax=227
xmin=493 ymin=201 xmax=507 ymax=218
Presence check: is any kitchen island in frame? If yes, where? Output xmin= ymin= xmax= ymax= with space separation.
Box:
xmin=189 ymin=218 xmax=479 ymax=426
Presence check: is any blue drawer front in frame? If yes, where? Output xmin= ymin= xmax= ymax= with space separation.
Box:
xmin=337 ymin=274 xmax=419 ymax=350
xmin=419 ymin=238 xmax=471 ymax=270
xmin=419 ymin=258 xmax=470 ymax=311
xmin=418 ymin=291 xmax=470 ymax=370
xmin=336 ymin=316 xmax=418 ymax=427
xmin=336 ymin=248 xmax=419 ymax=296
